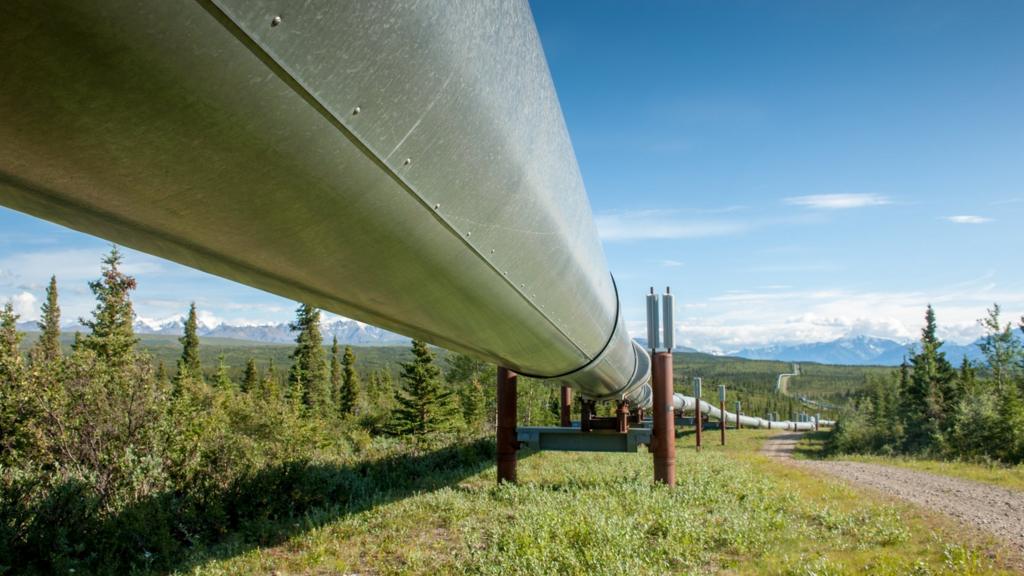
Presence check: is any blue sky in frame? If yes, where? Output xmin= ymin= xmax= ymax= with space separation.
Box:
xmin=2 ymin=1 xmax=1023 ymax=352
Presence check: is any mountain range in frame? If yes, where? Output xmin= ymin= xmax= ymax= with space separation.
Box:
xmin=729 ymin=335 xmax=986 ymax=366
xmin=15 ymin=318 xmax=994 ymax=365
xmin=15 ymin=317 xmax=410 ymax=346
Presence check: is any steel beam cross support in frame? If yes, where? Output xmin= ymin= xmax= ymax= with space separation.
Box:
xmin=497 ymin=367 xmax=518 ymax=484
xmin=651 ymin=351 xmax=676 ymax=485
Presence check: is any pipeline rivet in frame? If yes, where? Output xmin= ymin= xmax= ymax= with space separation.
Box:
xmin=490 ymin=249 xmax=495 ymax=254
xmin=520 ymin=283 xmax=525 ymax=288
xmin=433 ymin=203 xmax=440 ymax=210
xmin=403 ymin=158 xmax=412 ymax=166
xmin=465 ymin=231 xmax=471 ymax=237
xmin=352 ymin=106 xmax=361 ymax=115
xmin=271 ymin=16 xmax=282 ymax=27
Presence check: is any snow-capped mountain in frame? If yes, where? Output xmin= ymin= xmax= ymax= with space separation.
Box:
xmin=129 ymin=317 xmax=409 ymax=345
xmin=729 ymin=335 xmax=986 ymax=366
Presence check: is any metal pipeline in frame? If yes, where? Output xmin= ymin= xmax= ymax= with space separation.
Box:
xmin=672 ymin=394 xmax=824 ymax=431
xmin=0 ymin=1 xmax=652 ymax=405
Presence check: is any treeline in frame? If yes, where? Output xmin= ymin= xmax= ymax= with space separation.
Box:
xmin=828 ymin=304 xmax=1024 ymax=464
xmin=0 ymin=248 xmax=559 ymax=573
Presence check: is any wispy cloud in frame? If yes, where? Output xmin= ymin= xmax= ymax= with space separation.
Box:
xmin=661 ymin=259 xmax=684 ymax=268
xmin=784 ymin=193 xmax=891 ymax=209
xmin=944 ymin=215 xmax=993 ymax=224
xmin=595 ymin=210 xmax=748 ymax=241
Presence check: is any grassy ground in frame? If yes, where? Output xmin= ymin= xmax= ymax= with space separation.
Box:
xmin=795 ymin=431 xmax=1024 ymax=493
xmin=173 ymin=428 xmax=1017 ymax=575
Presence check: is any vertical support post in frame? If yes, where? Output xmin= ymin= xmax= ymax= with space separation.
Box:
xmin=580 ymin=399 xmax=594 ymax=432
xmin=652 ymin=351 xmax=675 ymax=485
xmin=693 ymin=377 xmax=703 ymax=452
xmin=497 ymin=367 xmax=518 ymax=484
xmin=718 ymin=384 xmax=727 ymax=446
xmin=616 ymin=400 xmax=629 ymax=433
xmin=560 ymin=385 xmax=573 ymax=427
xmin=735 ymin=400 xmax=742 ymax=430
xmin=815 ymin=413 xmax=820 ymax=431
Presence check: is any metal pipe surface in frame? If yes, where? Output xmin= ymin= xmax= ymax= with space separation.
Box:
xmin=0 ymin=0 xmax=651 ymax=407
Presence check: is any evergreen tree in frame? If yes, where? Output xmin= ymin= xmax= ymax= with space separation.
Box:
xmin=157 ymin=361 xmax=170 ymax=387
xmin=901 ymin=305 xmax=954 ymax=452
xmin=339 ymin=345 xmax=360 ymax=415
xmin=214 ymin=353 xmax=233 ymax=391
xmin=288 ymin=304 xmax=328 ymax=411
xmin=978 ymin=304 xmax=1022 ymax=392
xmin=34 ymin=275 xmax=61 ymax=361
xmin=392 ymin=339 xmax=454 ymax=435
xmin=330 ymin=337 xmax=341 ymax=407
xmin=458 ymin=377 xmax=486 ymax=430
xmin=177 ymin=302 xmax=202 ymax=382
xmin=242 ymin=357 xmax=259 ymax=393
xmin=261 ymin=358 xmax=280 ymax=401
xmin=79 ymin=247 xmax=138 ymax=366
xmin=0 ymin=302 xmax=23 ymax=385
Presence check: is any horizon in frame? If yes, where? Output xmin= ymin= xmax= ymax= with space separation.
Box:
xmin=3 ymin=0 xmax=1023 ymax=352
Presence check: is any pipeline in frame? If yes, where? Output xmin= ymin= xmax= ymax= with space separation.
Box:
xmin=672 ymin=394 xmax=833 ymax=430
xmin=0 ymin=1 xmax=652 ymax=406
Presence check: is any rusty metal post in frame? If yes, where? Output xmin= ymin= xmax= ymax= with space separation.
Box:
xmin=580 ymin=399 xmax=594 ymax=432
xmin=616 ymin=400 xmax=629 ymax=433
xmin=497 ymin=367 xmax=518 ymax=484
xmin=652 ymin=351 xmax=675 ymax=485
xmin=560 ymin=385 xmax=572 ymax=427
xmin=693 ymin=377 xmax=702 ymax=452
xmin=720 ymin=402 xmax=727 ymax=446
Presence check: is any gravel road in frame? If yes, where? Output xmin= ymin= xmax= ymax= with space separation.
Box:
xmin=762 ymin=433 xmax=1024 ymax=560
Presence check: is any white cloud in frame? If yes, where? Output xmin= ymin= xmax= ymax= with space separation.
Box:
xmin=661 ymin=259 xmax=684 ymax=268
xmin=595 ymin=210 xmax=747 ymax=241
xmin=944 ymin=215 xmax=992 ymax=224
xmin=628 ymin=279 xmax=1024 ymax=353
xmin=784 ymin=193 xmax=891 ymax=209
xmin=9 ymin=291 xmax=38 ymax=320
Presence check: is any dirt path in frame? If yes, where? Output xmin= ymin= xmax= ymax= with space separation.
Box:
xmin=762 ymin=433 xmax=1024 ymax=560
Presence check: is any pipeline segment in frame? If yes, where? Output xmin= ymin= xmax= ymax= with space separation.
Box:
xmin=0 ymin=1 xmax=652 ymax=406
xmin=672 ymin=395 xmax=832 ymax=431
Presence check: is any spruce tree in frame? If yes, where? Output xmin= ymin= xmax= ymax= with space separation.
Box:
xmin=214 ymin=353 xmax=233 ymax=391
xmin=901 ymin=305 xmax=954 ymax=452
xmin=261 ymin=358 xmax=280 ymax=401
xmin=979 ymin=304 xmax=1022 ymax=393
xmin=288 ymin=304 xmax=328 ymax=411
xmin=242 ymin=357 xmax=259 ymax=393
xmin=177 ymin=302 xmax=202 ymax=382
xmin=0 ymin=302 xmax=23 ymax=385
xmin=80 ymin=247 xmax=138 ymax=366
xmin=330 ymin=337 xmax=342 ymax=407
xmin=392 ymin=339 xmax=454 ymax=435
xmin=459 ymin=377 xmax=486 ymax=430
xmin=339 ymin=345 xmax=360 ymax=415
xmin=35 ymin=275 xmax=61 ymax=361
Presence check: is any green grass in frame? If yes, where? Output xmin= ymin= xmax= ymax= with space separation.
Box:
xmin=179 ymin=430 xmax=1016 ymax=575
xmin=794 ymin=432 xmax=1024 ymax=493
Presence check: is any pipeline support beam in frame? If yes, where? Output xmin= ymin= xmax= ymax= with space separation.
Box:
xmin=560 ymin=385 xmax=573 ymax=427
xmin=651 ymin=351 xmax=675 ymax=486
xmin=497 ymin=367 xmax=518 ymax=484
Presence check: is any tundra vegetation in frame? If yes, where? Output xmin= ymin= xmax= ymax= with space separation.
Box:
xmin=0 ymin=248 xmax=1015 ymax=574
